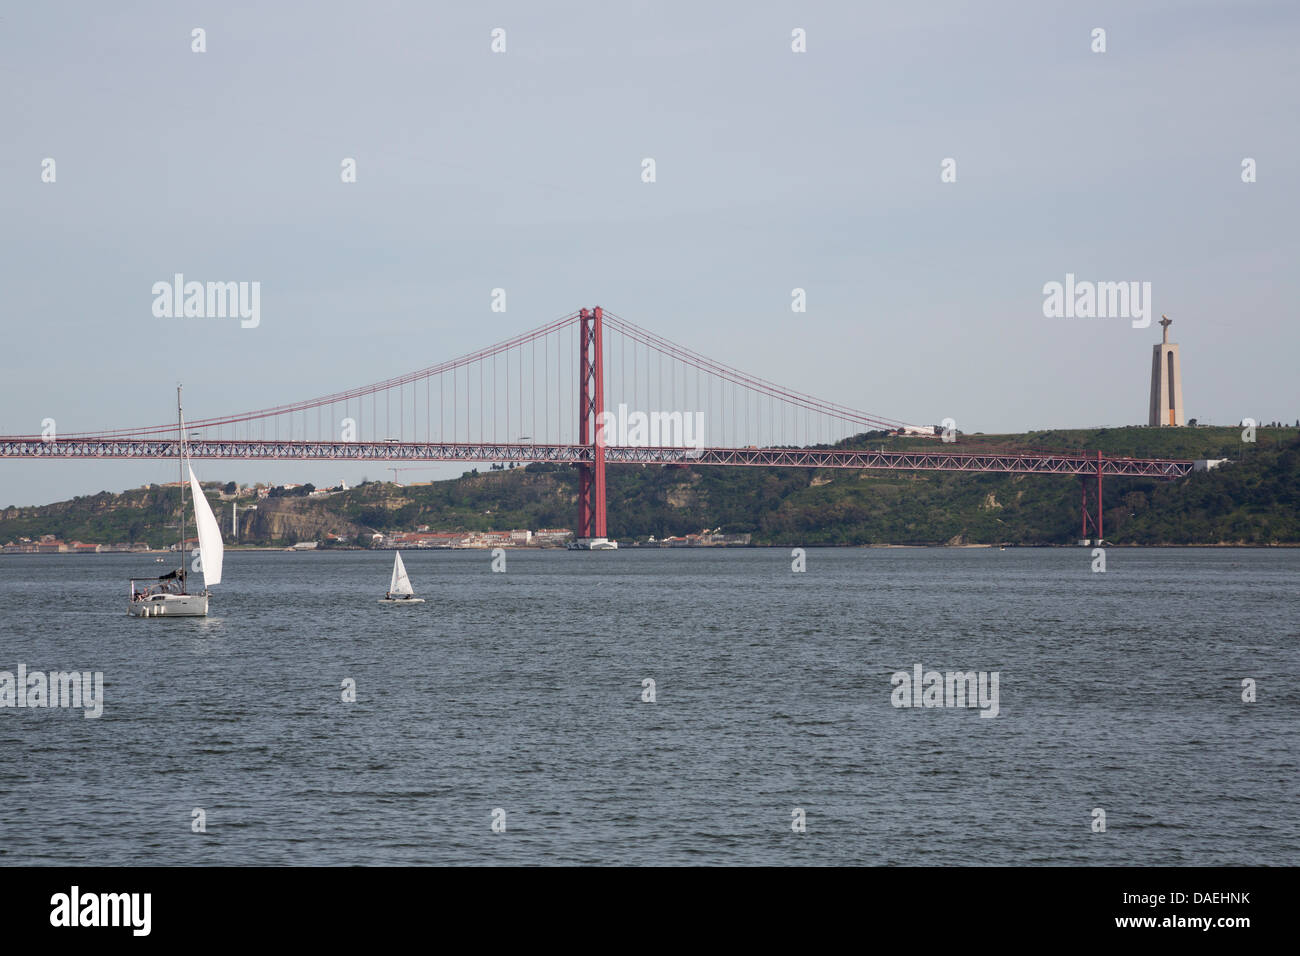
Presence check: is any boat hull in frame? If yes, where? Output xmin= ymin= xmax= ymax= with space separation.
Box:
xmin=378 ymin=597 xmax=425 ymax=604
xmin=128 ymin=593 xmax=209 ymax=617
xmin=568 ymin=537 xmax=619 ymax=550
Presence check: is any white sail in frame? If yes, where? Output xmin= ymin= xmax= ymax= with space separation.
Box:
xmin=188 ymin=466 xmax=224 ymax=587
xmin=389 ymin=551 xmax=413 ymax=596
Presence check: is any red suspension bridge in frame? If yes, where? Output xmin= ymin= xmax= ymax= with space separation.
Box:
xmin=1 ymin=307 xmax=1194 ymax=542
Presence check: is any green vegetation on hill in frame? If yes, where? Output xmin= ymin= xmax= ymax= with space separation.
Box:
xmin=1111 ymin=435 xmax=1300 ymax=544
xmin=322 ymin=468 xmax=576 ymax=536
xmin=0 ymin=486 xmax=187 ymax=549
xmin=2 ymin=427 xmax=1297 ymax=547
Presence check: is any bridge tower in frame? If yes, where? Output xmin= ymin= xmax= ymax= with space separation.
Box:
xmin=576 ymin=306 xmax=608 ymax=546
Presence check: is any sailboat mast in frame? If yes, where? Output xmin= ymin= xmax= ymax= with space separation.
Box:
xmin=177 ymin=384 xmax=186 ymax=589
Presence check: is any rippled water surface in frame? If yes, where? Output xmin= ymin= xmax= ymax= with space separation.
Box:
xmin=1 ymin=548 xmax=1296 ymax=865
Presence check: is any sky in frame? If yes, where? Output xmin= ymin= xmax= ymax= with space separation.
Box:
xmin=2 ymin=0 xmax=1297 ymax=507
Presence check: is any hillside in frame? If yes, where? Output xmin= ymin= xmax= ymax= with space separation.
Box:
xmin=2 ymin=427 xmax=1297 ymax=547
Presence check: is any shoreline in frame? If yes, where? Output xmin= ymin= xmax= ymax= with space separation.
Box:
xmin=3 ymin=542 xmax=1298 ymax=554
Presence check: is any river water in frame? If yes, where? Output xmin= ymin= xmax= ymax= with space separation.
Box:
xmin=1 ymin=547 xmax=1296 ymax=865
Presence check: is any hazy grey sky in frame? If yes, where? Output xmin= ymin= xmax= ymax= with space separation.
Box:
xmin=3 ymin=0 xmax=1297 ymax=506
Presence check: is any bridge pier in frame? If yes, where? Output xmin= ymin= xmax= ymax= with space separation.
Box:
xmin=1080 ymin=450 xmax=1104 ymax=544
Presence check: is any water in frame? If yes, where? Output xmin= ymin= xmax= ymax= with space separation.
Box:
xmin=1 ymin=548 xmax=1296 ymax=866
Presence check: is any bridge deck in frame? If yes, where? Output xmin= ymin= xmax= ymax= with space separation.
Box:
xmin=0 ymin=439 xmax=1195 ymax=478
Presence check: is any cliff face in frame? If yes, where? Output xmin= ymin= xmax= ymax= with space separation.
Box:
xmin=664 ymin=473 xmax=705 ymax=510
xmin=234 ymin=499 xmax=368 ymax=544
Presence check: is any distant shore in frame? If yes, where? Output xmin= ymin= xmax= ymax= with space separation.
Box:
xmin=3 ymin=542 xmax=1297 ymax=553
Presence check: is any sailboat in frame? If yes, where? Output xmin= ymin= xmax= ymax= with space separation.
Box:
xmin=128 ymin=386 xmax=224 ymax=617
xmin=379 ymin=551 xmax=424 ymax=604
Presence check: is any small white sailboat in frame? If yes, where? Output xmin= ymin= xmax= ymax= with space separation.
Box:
xmin=129 ymin=386 xmax=224 ymax=618
xmin=379 ymin=551 xmax=424 ymax=604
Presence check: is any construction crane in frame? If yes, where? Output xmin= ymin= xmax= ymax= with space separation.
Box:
xmin=386 ymin=466 xmax=439 ymax=485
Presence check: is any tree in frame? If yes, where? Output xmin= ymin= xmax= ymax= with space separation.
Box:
xmin=224 ymin=481 xmax=238 ymax=494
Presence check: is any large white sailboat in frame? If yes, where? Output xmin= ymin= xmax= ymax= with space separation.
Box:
xmin=379 ymin=551 xmax=424 ymax=604
xmin=128 ymin=387 xmax=224 ymax=618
